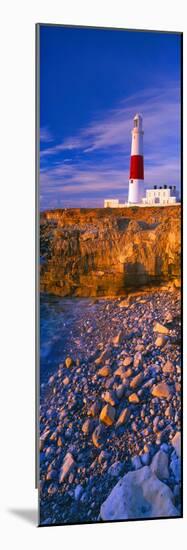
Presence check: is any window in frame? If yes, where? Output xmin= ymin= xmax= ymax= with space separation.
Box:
xmin=134 ymin=119 xmax=138 ymax=128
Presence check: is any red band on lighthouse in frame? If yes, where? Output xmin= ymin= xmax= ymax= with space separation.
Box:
xmin=130 ymin=155 xmax=144 ymax=180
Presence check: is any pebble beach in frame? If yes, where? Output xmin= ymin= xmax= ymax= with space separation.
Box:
xmin=39 ymin=284 xmax=181 ymax=525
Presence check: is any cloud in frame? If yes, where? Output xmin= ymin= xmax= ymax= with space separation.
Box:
xmin=40 ymin=137 xmax=84 ymax=158
xmin=40 ymin=82 xmax=181 ymax=209
xmin=40 ymin=127 xmax=53 ymax=143
xmin=40 ymin=84 xmax=180 ymax=156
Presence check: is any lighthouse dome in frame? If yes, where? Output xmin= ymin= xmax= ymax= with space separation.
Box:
xmin=133 ymin=113 xmax=143 ymax=130
xmin=134 ymin=113 xmax=142 ymax=119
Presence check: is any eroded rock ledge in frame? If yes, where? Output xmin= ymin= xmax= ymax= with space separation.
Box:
xmin=40 ymin=206 xmax=181 ymax=297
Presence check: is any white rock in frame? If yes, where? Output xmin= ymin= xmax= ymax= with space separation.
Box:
xmin=170 ymin=455 xmax=181 ymax=483
xmin=100 ymin=466 xmax=179 ymax=520
xmin=131 ymin=455 xmax=142 ymax=470
xmin=151 ymin=450 xmax=169 ymax=480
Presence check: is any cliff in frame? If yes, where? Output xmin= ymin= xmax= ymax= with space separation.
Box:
xmin=40 ymin=206 xmax=181 ymax=297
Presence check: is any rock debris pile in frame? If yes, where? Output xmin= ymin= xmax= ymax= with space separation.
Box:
xmin=40 ymin=285 xmax=181 ymax=525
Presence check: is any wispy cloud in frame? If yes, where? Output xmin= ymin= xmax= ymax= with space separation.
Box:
xmin=40 ymin=137 xmax=83 ymax=157
xmin=40 ymin=127 xmax=53 ymax=143
xmin=41 ymin=85 xmax=180 ymax=154
xmin=40 ymin=83 xmax=181 ymax=209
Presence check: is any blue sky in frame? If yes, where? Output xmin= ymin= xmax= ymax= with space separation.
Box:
xmin=40 ymin=26 xmax=181 ymax=210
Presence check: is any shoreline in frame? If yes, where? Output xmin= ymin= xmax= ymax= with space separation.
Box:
xmin=40 ymin=285 xmax=181 ymax=525
xmin=40 ymin=278 xmax=181 ymax=301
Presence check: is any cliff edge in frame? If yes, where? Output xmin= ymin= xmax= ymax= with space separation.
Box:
xmin=40 ymin=206 xmax=181 ymax=297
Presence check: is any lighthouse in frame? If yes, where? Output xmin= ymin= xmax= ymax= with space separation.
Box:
xmin=104 ymin=112 xmax=179 ymax=208
xmin=128 ymin=114 xmax=144 ymax=204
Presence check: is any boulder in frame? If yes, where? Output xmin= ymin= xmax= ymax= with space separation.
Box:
xmin=100 ymin=404 xmax=116 ymax=426
xmin=82 ymin=418 xmax=94 ymax=435
xmin=88 ymin=400 xmax=101 ymax=417
xmin=123 ymin=356 xmax=133 ymax=367
xmin=163 ymin=360 xmax=174 ymax=374
xmin=151 ymin=450 xmax=169 ymax=480
xmin=92 ymin=424 xmax=105 ymax=448
xmin=170 ymin=455 xmax=181 ymax=483
xmin=128 ymin=393 xmax=140 ymax=404
xmin=112 ymin=331 xmax=123 ymax=345
xmin=115 ymin=383 xmax=126 ymax=400
xmin=65 ymin=356 xmax=74 ymax=368
xmin=151 ymin=382 xmax=171 ymax=399
xmin=102 ymin=390 xmax=116 ymax=406
xmin=105 ymin=376 xmax=115 ymax=389
xmin=155 ymin=335 xmax=168 ymax=347
xmin=156 ymin=425 xmax=171 ymax=445
xmin=98 ymin=366 xmax=112 ymax=377
xmin=165 ymin=404 xmax=174 ymax=418
xmin=171 ymin=432 xmax=181 ymax=458
xmin=153 ymin=322 xmax=169 ymax=335
xmin=114 ymin=365 xmax=132 ymax=380
xmin=131 ymin=455 xmax=142 ymax=470
xmin=100 ymin=466 xmax=179 ymax=520
xmin=133 ymin=352 xmax=142 ymax=369
xmin=130 ymin=372 xmax=144 ymax=390
xmin=116 ymin=408 xmax=130 ymax=428
xmin=140 ymin=452 xmax=150 ymax=466
xmin=59 ymin=452 xmax=75 ymax=483
xmin=40 ymin=429 xmax=50 ymax=451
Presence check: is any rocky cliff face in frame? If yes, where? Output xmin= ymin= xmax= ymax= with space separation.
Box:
xmin=40 ymin=206 xmax=181 ymax=297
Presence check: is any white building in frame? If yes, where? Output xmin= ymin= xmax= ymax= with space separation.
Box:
xmin=142 ymin=185 xmax=179 ymax=206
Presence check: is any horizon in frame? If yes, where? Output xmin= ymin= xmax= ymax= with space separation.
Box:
xmin=39 ymin=26 xmax=182 ymax=211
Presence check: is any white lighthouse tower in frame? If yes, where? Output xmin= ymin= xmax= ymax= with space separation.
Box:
xmin=128 ymin=114 xmax=144 ymax=204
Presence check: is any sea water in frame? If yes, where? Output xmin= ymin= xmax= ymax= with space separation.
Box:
xmin=40 ymin=294 xmax=94 ymax=384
